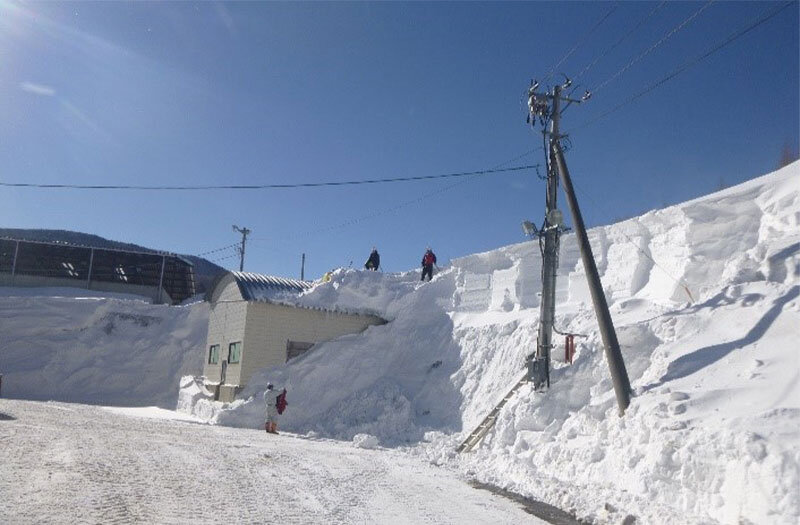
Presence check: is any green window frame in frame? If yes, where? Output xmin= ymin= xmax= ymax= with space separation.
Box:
xmin=208 ymin=344 xmax=220 ymax=365
xmin=228 ymin=341 xmax=242 ymax=364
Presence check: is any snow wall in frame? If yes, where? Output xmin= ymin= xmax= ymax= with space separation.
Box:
xmin=0 ymin=290 xmax=208 ymax=408
xmin=182 ymin=161 xmax=799 ymax=524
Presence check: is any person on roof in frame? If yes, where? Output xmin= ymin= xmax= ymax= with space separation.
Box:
xmin=421 ymin=247 xmax=437 ymax=281
xmin=364 ymin=247 xmax=380 ymax=271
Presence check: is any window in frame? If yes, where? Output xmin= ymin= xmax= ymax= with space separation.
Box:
xmin=286 ymin=340 xmax=314 ymax=362
xmin=208 ymin=344 xmax=220 ymax=365
xmin=228 ymin=341 xmax=242 ymax=364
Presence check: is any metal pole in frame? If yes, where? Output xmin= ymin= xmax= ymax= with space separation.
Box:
xmin=552 ymin=141 xmax=631 ymax=414
xmin=157 ymin=255 xmax=166 ymax=304
xmin=530 ymin=85 xmax=562 ymax=390
xmin=87 ymin=248 xmax=94 ymax=289
xmin=301 ymin=253 xmax=306 ymax=281
xmin=10 ymin=241 xmax=19 ymax=283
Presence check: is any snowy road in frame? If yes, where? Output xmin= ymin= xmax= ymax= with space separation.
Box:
xmin=0 ymin=399 xmax=541 ymax=524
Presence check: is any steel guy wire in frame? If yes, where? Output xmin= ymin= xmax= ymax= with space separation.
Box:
xmin=590 ymin=0 xmax=715 ymax=95
xmin=571 ymin=1 xmax=793 ymax=134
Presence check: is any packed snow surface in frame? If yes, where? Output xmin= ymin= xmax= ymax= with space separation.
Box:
xmin=0 ymin=399 xmax=540 ymax=524
xmin=181 ymin=162 xmax=800 ymax=524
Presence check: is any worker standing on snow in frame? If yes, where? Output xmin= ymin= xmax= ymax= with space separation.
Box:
xmin=421 ymin=247 xmax=437 ymax=281
xmin=364 ymin=247 xmax=380 ymax=271
xmin=263 ymin=383 xmax=282 ymax=434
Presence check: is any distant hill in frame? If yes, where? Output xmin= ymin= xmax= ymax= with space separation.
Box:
xmin=0 ymin=228 xmax=226 ymax=295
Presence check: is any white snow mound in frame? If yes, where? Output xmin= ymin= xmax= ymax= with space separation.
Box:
xmin=194 ymin=161 xmax=796 ymax=524
xmin=0 ymin=291 xmax=208 ymax=408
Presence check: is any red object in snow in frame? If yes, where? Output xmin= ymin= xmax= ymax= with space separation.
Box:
xmin=276 ymin=389 xmax=288 ymax=414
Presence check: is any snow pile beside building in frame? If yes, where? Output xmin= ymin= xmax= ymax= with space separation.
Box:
xmin=0 ymin=291 xmax=208 ymax=408
xmin=181 ymin=162 xmax=798 ymax=524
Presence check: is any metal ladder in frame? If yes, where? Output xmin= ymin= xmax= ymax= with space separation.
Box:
xmin=457 ymin=374 xmax=528 ymax=453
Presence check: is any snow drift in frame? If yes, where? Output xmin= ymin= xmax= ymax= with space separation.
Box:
xmin=0 ymin=290 xmax=208 ymax=408
xmin=182 ymin=161 xmax=799 ymax=524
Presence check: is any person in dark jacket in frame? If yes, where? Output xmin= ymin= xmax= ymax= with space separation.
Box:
xmin=421 ymin=247 xmax=437 ymax=281
xmin=365 ymin=247 xmax=380 ymax=271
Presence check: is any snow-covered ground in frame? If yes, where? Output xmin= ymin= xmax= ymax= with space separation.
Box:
xmin=0 ymin=398 xmax=540 ymax=524
xmin=1 ymin=162 xmax=797 ymax=524
xmin=179 ymin=162 xmax=799 ymax=524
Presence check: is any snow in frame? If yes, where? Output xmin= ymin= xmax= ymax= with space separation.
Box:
xmin=0 ymin=398 xmax=541 ymax=524
xmin=0 ymin=292 xmax=208 ymax=407
xmin=1 ymin=162 xmax=797 ymax=523
xmin=177 ymin=161 xmax=799 ymax=524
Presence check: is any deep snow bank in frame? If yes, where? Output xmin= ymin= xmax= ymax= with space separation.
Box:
xmin=0 ymin=290 xmax=208 ymax=408
xmin=182 ymin=162 xmax=799 ymax=524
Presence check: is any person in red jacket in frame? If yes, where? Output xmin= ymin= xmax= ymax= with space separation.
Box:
xmin=421 ymin=247 xmax=437 ymax=281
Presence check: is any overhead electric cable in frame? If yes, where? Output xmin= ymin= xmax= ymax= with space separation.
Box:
xmin=542 ymin=3 xmax=619 ymax=82
xmin=195 ymin=243 xmax=240 ymax=257
xmin=573 ymin=1 xmax=793 ymax=133
xmin=590 ymin=0 xmax=715 ymax=94
xmin=0 ymin=165 xmax=535 ymax=191
xmin=210 ymin=253 xmax=239 ymax=264
xmin=574 ymin=1 xmax=667 ymax=82
xmin=250 ymin=148 xmax=545 ymax=243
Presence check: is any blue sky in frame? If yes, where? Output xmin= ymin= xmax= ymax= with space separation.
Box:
xmin=1 ymin=1 xmax=797 ymax=279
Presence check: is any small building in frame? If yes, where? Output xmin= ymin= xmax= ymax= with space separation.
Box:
xmin=203 ymin=271 xmax=385 ymax=402
xmin=0 ymin=237 xmax=195 ymax=304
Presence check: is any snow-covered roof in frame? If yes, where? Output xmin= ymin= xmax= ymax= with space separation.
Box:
xmin=206 ymin=271 xmax=312 ymax=303
xmin=231 ymin=271 xmax=311 ymax=301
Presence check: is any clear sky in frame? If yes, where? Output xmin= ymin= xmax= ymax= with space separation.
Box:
xmin=1 ymin=1 xmax=798 ymax=279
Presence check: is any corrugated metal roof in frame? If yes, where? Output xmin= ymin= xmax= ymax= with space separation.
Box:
xmin=231 ymin=271 xmax=311 ymax=301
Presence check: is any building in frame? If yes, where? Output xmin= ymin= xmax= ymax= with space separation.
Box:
xmin=0 ymin=237 xmax=195 ymax=304
xmin=204 ymin=271 xmax=385 ymax=402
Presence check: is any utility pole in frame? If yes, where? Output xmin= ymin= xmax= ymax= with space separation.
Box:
xmin=526 ymin=76 xmax=630 ymax=414
xmin=528 ymin=80 xmax=571 ymax=390
xmin=300 ymin=253 xmax=306 ymax=281
xmin=232 ymin=225 xmax=251 ymax=272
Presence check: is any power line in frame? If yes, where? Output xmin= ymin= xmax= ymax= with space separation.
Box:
xmin=542 ymin=3 xmax=619 ymax=83
xmin=573 ymin=1 xmax=793 ymax=133
xmin=250 ymin=148 xmax=544 ymax=243
xmin=574 ymin=1 xmax=667 ymax=82
xmin=209 ymin=253 xmax=239 ymax=264
xmin=0 ymin=165 xmax=536 ymax=192
xmin=590 ymin=0 xmax=715 ymax=95
xmin=195 ymin=243 xmax=240 ymax=257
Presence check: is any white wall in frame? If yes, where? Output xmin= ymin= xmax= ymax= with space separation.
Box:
xmin=240 ymin=302 xmax=383 ymax=388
